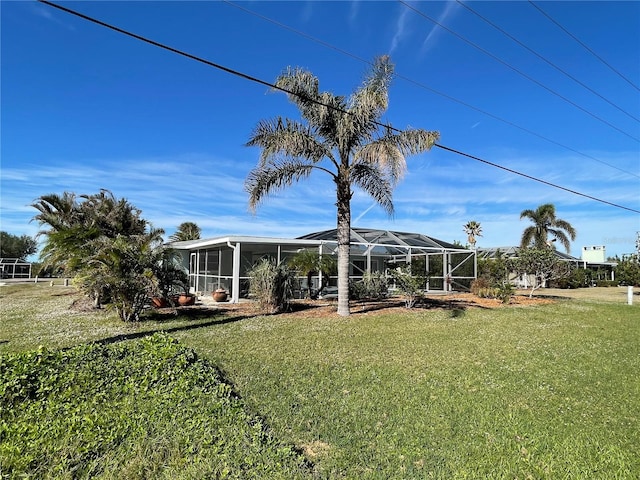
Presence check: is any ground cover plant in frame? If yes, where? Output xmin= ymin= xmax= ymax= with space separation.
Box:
xmin=1 ymin=283 xmax=639 ymax=478
xmin=0 ymin=332 xmax=310 ymax=479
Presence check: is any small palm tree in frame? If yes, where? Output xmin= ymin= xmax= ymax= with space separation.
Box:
xmin=288 ymin=249 xmax=337 ymax=299
xmin=463 ymin=220 xmax=482 ymax=249
xmin=520 ymin=203 xmax=576 ymax=253
xmin=245 ymin=56 xmax=439 ymax=316
xmin=170 ymin=222 xmax=201 ymax=242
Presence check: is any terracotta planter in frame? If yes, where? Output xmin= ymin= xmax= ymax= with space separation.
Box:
xmin=212 ymin=289 xmax=228 ymax=302
xmin=177 ymin=294 xmax=196 ymax=306
xmin=151 ymin=297 xmax=169 ymax=308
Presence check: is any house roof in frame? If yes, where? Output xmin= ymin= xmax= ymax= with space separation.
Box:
xmin=298 ymin=227 xmax=467 ymax=251
xmin=168 ymin=228 xmax=471 ymax=254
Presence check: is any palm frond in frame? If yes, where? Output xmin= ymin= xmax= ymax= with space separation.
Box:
xmin=354 ymin=140 xmax=406 ymax=184
xmin=247 ymin=117 xmax=333 ymax=167
xmin=351 ymin=163 xmax=394 ymax=216
xmin=245 ymin=160 xmax=318 ymax=213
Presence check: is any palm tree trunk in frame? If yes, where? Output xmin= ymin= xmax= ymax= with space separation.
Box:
xmin=336 ymin=173 xmax=351 ymax=316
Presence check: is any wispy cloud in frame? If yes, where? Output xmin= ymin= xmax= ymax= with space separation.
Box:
xmin=420 ymin=1 xmax=460 ymax=55
xmin=29 ymin=3 xmax=75 ymax=30
xmin=2 ymin=147 xmax=638 ymax=259
xmin=389 ymin=8 xmax=411 ymax=54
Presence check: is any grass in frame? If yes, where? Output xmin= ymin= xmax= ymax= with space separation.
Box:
xmin=1 ymin=283 xmax=639 ymax=478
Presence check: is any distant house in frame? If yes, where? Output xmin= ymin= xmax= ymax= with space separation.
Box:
xmin=0 ymin=258 xmax=32 ymax=279
xmin=168 ymin=227 xmax=476 ymax=303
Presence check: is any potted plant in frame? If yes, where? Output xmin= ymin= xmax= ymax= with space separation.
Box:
xmin=177 ymin=278 xmax=196 ymax=306
xmin=151 ymin=251 xmax=188 ymax=308
xmin=212 ymin=287 xmax=228 ymax=302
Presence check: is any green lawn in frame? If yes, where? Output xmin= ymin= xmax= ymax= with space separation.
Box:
xmin=1 ymin=283 xmax=639 ymax=478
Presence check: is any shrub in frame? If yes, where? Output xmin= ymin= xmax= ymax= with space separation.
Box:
xmin=615 ymin=254 xmax=640 ymax=287
xmin=248 ymin=259 xmax=295 ymax=313
xmin=388 ymin=264 xmax=426 ymax=308
xmin=350 ymin=272 xmax=388 ymax=300
xmin=471 ymin=277 xmax=491 ymax=296
xmin=472 ymin=277 xmax=513 ymax=303
xmin=552 ymin=267 xmax=592 ymax=289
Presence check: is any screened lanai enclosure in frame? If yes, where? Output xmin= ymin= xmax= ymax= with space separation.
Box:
xmin=168 ymin=228 xmax=476 ymax=303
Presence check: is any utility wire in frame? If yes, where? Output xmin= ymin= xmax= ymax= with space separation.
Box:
xmin=398 ymin=0 xmax=640 ymax=143
xmin=434 ymin=144 xmax=640 ymax=214
xmin=456 ymin=0 xmax=639 ymax=123
xmin=529 ymin=1 xmax=640 ymax=93
xmin=223 ymin=0 xmax=640 ymax=180
xmin=37 ymin=0 xmax=640 ymax=215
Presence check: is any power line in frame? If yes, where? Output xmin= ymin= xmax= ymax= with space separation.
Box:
xmin=529 ymin=1 xmax=640 ymax=93
xmin=434 ymin=144 xmax=640 ymax=214
xmin=398 ymin=0 xmax=640 ymax=143
xmin=456 ymin=0 xmax=640 ymax=123
xmin=37 ymin=0 xmax=640 ymax=215
xmin=223 ymin=0 xmax=640 ymax=180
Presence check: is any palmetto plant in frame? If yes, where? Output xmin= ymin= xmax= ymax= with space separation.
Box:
xmin=463 ymin=220 xmax=482 ymax=249
xmin=245 ymin=56 xmax=439 ymax=316
xmin=520 ymin=203 xmax=576 ymax=253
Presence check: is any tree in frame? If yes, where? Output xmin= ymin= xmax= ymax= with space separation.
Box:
xmin=615 ymin=254 xmax=640 ymax=287
xmin=520 ymin=203 xmax=576 ymax=253
xmin=170 ymin=222 xmax=202 ymax=242
xmin=76 ymin=228 xmax=166 ymax=322
xmin=245 ymin=56 xmax=439 ymax=316
xmin=0 ymin=232 xmax=37 ymax=260
xmin=31 ymin=190 xmax=155 ymax=313
xmin=288 ymin=249 xmax=337 ymax=299
xmin=511 ymin=247 xmax=571 ymax=298
xmin=32 ymin=189 xmax=146 ymax=277
xmin=463 ymin=221 xmax=482 ymax=249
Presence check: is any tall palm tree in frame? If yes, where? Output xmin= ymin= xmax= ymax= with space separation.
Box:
xmin=245 ymin=56 xmax=439 ymax=316
xmin=463 ymin=220 xmax=482 ymax=249
xmin=520 ymin=203 xmax=576 ymax=253
xmin=169 ymin=222 xmax=202 ymax=242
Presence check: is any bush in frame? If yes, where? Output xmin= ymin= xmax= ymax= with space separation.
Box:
xmin=248 ymin=259 xmax=295 ymax=313
xmin=552 ymin=267 xmax=593 ymax=289
xmin=471 ymin=278 xmax=514 ymax=303
xmin=350 ymin=272 xmax=388 ymax=300
xmin=470 ymin=278 xmax=491 ymax=296
xmin=388 ymin=265 xmax=426 ymax=308
xmin=615 ymin=255 xmax=640 ymax=287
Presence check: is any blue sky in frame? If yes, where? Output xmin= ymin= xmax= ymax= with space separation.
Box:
xmin=2 ymin=1 xmax=639 ymax=260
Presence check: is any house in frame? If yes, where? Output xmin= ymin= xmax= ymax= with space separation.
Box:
xmin=0 ymin=258 xmax=32 ymax=279
xmin=168 ymin=228 xmax=476 ymax=303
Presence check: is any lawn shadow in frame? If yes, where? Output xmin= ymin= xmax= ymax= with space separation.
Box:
xmin=93 ymin=311 xmax=259 ymax=346
xmin=418 ymin=296 xmax=491 ymax=311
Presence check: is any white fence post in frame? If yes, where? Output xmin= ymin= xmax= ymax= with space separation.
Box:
xmin=628 ymin=286 xmax=633 ymax=305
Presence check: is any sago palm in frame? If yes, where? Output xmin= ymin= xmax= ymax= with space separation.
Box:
xmin=520 ymin=203 xmax=576 ymax=253
xmin=245 ymin=56 xmax=439 ymax=315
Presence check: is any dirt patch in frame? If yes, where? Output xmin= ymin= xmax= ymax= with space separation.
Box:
xmin=191 ymin=293 xmax=554 ymax=320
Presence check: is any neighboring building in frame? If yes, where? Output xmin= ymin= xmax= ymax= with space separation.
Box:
xmin=0 ymin=258 xmax=32 ymax=279
xmin=582 ymin=245 xmax=606 ymax=263
xmin=168 ymin=228 xmax=476 ymax=303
